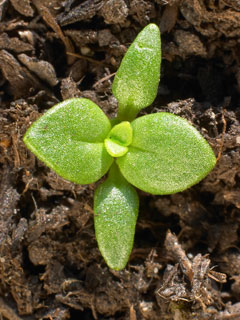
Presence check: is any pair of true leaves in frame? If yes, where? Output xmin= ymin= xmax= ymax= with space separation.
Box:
xmin=24 ymin=24 xmax=216 ymax=270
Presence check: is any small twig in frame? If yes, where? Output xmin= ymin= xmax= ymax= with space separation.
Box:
xmin=195 ymin=295 xmax=207 ymax=313
xmin=129 ymin=304 xmax=137 ymax=320
xmin=217 ymin=108 xmax=226 ymax=161
xmin=22 ymin=176 xmax=33 ymax=194
xmin=208 ymin=268 xmax=226 ymax=283
xmin=32 ymin=0 xmax=75 ymax=64
xmin=66 ymin=52 xmax=104 ymax=65
xmin=165 ymin=230 xmax=194 ymax=282
xmin=93 ymin=72 xmax=116 ymax=88
xmin=11 ymin=132 xmax=20 ymax=168
xmin=31 ymin=193 xmax=38 ymax=213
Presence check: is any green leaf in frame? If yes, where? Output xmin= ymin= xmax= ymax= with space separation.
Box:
xmin=94 ymin=163 xmax=139 ymax=270
xmin=104 ymin=121 xmax=133 ymax=157
xmin=24 ymin=98 xmax=113 ymax=184
xmin=117 ymin=113 xmax=216 ymax=195
xmin=112 ymin=24 xmax=161 ymax=121
xmin=104 ymin=139 xmax=128 ymax=158
xmin=107 ymin=121 xmax=133 ymax=146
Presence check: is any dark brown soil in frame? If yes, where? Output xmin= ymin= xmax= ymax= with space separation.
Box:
xmin=0 ymin=1 xmax=240 ymax=319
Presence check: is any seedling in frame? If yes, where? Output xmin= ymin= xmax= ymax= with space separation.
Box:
xmin=24 ymin=24 xmax=216 ymax=270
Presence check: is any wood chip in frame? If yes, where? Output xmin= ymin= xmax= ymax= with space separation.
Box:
xmin=18 ymin=53 xmax=58 ymax=86
xmin=0 ymin=33 xmax=33 ymax=52
xmin=0 ymin=50 xmax=41 ymax=98
xmin=10 ymin=0 xmax=34 ymax=17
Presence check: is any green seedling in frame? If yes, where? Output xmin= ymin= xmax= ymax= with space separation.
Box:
xmin=24 ymin=24 xmax=216 ymax=270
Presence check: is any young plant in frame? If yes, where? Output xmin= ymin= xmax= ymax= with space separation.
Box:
xmin=24 ymin=24 xmax=216 ymax=270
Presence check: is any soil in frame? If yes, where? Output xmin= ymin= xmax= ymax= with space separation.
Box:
xmin=0 ymin=0 xmax=240 ymax=319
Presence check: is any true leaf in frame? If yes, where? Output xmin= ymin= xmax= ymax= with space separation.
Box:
xmin=94 ymin=163 xmax=139 ymax=270
xmin=104 ymin=121 xmax=133 ymax=157
xmin=112 ymin=24 xmax=161 ymax=121
xmin=107 ymin=121 xmax=133 ymax=146
xmin=104 ymin=139 xmax=128 ymax=157
xmin=117 ymin=112 xmax=216 ymax=194
xmin=24 ymin=98 xmax=113 ymax=184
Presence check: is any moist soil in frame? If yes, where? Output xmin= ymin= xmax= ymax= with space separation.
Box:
xmin=0 ymin=1 xmax=240 ymax=319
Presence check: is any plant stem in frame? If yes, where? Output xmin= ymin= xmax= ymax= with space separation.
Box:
xmin=117 ymin=103 xmax=138 ymax=122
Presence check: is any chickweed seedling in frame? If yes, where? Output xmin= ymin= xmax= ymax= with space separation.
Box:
xmin=24 ymin=24 xmax=216 ymax=270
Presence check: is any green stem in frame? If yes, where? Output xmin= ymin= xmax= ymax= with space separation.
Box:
xmin=108 ymin=161 xmax=124 ymax=183
xmin=117 ymin=103 xmax=139 ymax=122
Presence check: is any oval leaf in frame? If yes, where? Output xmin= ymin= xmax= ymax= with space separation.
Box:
xmin=117 ymin=113 xmax=216 ymax=194
xmin=112 ymin=24 xmax=161 ymax=121
xmin=104 ymin=139 xmax=128 ymax=158
xmin=107 ymin=121 xmax=133 ymax=146
xmin=94 ymin=163 xmax=139 ymax=270
xmin=24 ymin=98 xmax=113 ymax=184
